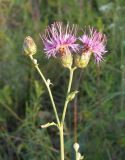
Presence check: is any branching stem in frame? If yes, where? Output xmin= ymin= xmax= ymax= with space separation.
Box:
xmin=30 ymin=55 xmax=76 ymax=160
xmin=30 ymin=55 xmax=60 ymax=125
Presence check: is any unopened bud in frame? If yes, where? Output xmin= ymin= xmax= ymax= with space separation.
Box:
xmin=23 ymin=36 xmax=37 ymax=56
xmin=73 ymin=143 xmax=80 ymax=152
xmin=67 ymin=91 xmax=79 ymax=102
xmin=60 ymin=54 xmax=73 ymax=69
xmin=74 ymin=52 xmax=91 ymax=68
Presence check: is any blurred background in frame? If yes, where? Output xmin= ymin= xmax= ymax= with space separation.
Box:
xmin=0 ymin=0 xmax=125 ymax=159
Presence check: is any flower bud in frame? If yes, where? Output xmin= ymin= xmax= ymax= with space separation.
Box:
xmin=59 ymin=47 xmax=73 ymax=69
xmin=23 ymin=36 xmax=37 ymax=56
xmin=60 ymin=54 xmax=73 ymax=69
xmin=73 ymin=142 xmax=79 ymax=152
xmin=74 ymin=52 xmax=91 ymax=68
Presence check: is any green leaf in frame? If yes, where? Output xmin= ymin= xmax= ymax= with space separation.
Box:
xmin=34 ymin=80 xmax=44 ymax=98
xmin=66 ymin=90 xmax=79 ymax=102
xmin=41 ymin=122 xmax=57 ymax=128
xmin=115 ymin=111 xmax=125 ymax=120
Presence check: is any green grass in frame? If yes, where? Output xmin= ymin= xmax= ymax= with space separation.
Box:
xmin=0 ymin=0 xmax=125 ymax=159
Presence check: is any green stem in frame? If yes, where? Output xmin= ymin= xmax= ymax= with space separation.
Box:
xmin=59 ymin=67 xmax=75 ymax=160
xmin=61 ymin=68 xmax=75 ymax=123
xmin=59 ymin=124 xmax=64 ymax=160
xmin=30 ymin=55 xmax=76 ymax=160
xmin=75 ymin=151 xmax=77 ymax=160
xmin=0 ymin=102 xmax=22 ymax=122
xmin=30 ymin=56 xmax=60 ymax=125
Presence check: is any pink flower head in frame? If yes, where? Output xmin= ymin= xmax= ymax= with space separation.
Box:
xmin=41 ymin=22 xmax=79 ymax=58
xmin=79 ymin=27 xmax=107 ymax=63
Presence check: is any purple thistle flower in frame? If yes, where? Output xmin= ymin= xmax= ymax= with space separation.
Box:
xmin=79 ymin=27 xmax=107 ymax=63
xmin=41 ymin=22 xmax=79 ymax=58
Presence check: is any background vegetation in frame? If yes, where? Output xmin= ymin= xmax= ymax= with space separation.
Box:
xmin=0 ymin=0 xmax=125 ymax=159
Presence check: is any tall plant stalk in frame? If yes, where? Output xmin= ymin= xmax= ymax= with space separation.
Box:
xmin=23 ymin=20 xmax=107 ymax=159
xmin=30 ymin=55 xmax=75 ymax=160
xmin=60 ymin=67 xmax=76 ymax=160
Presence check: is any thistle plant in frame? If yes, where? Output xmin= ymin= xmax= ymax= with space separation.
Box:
xmin=23 ymin=22 xmax=107 ymax=160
